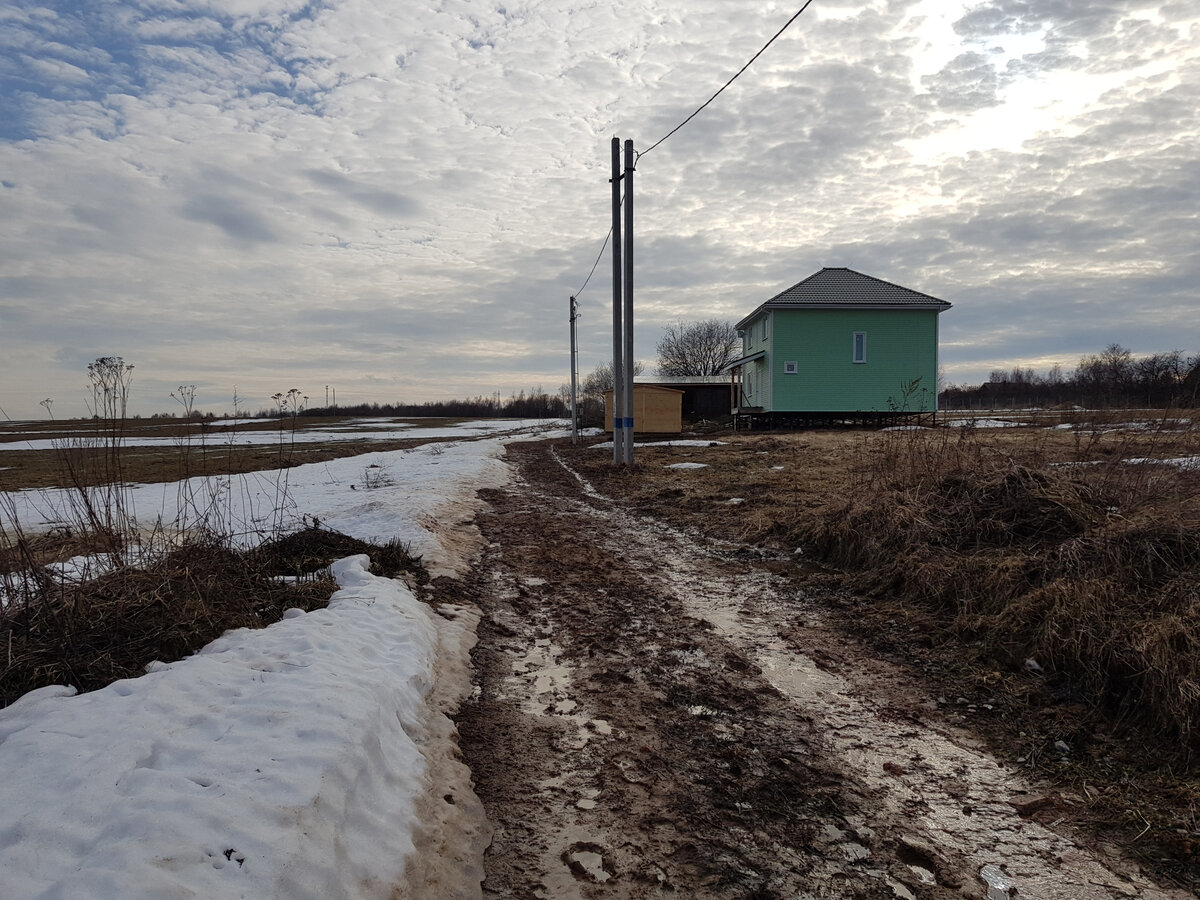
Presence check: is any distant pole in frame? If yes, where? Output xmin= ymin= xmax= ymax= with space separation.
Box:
xmin=611 ymin=136 xmax=624 ymax=465
xmin=622 ymin=138 xmax=635 ymax=466
xmin=569 ymin=295 xmax=580 ymax=444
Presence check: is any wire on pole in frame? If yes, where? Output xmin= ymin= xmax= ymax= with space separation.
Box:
xmin=575 ymin=225 xmax=613 ymax=299
xmin=637 ymin=0 xmax=814 ymax=161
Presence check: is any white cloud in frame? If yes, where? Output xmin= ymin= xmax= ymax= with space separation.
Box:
xmin=1 ymin=0 xmax=1198 ymax=419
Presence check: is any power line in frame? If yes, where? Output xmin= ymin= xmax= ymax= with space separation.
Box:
xmin=573 ymin=4 xmax=813 ymax=299
xmin=637 ymin=1 xmax=815 ymax=160
xmin=575 ymin=224 xmax=613 ymax=299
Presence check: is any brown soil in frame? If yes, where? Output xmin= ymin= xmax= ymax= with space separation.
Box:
xmin=449 ymin=438 xmax=1193 ymax=899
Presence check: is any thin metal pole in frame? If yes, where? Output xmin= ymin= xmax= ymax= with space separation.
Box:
xmin=569 ymin=295 xmax=579 ymax=444
xmin=622 ymin=138 xmax=635 ymax=466
xmin=611 ymin=136 xmax=624 ymax=465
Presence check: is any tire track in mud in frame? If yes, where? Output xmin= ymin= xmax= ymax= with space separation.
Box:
xmin=451 ymin=441 xmax=1184 ymax=900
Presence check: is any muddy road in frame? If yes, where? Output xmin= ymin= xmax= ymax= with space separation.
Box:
xmin=449 ymin=441 xmax=1183 ymax=899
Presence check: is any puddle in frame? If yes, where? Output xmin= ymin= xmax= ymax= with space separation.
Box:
xmin=566 ymin=844 xmax=611 ymax=883
xmin=840 ymin=842 xmax=871 ymax=862
xmin=500 ymin=632 xmax=614 ymax=750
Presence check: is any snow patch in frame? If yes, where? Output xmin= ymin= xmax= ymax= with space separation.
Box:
xmin=0 ymin=556 xmax=448 ymax=899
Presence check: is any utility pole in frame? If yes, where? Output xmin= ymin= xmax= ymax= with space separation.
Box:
xmin=622 ymin=138 xmax=635 ymax=466
xmin=611 ymin=136 xmax=624 ymax=465
xmin=569 ymin=295 xmax=580 ymax=444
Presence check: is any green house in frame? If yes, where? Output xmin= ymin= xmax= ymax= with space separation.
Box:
xmin=726 ymin=268 xmax=952 ymax=424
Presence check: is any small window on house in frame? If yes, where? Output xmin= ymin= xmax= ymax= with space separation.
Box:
xmin=762 ymin=319 xmax=768 ymax=341
xmin=853 ymin=332 xmax=867 ymax=364
xmin=784 ymin=361 xmax=798 ymax=374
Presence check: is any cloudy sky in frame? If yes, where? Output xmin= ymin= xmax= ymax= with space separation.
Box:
xmin=1 ymin=0 xmax=1197 ymax=418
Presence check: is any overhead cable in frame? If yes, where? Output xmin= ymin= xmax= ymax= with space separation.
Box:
xmin=575 ymin=225 xmax=614 ymax=299
xmin=637 ymin=0 xmax=814 ymax=160
xmin=573 ymin=4 xmax=812 ymax=298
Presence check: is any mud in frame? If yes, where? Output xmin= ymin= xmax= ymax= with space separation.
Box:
xmin=448 ymin=440 xmax=1186 ymax=899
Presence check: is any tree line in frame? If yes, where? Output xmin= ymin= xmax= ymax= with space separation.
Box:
xmin=940 ymin=344 xmax=1200 ymax=409
xmin=262 ymin=388 xmax=570 ymax=420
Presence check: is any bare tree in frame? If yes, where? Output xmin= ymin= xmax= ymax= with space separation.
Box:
xmin=656 ymin=319 xmax=740 ymax=376
xmin=577 ymin=361 xmax=645 ymax=426
xmin=581 ymin=360 xmax=645 ymax=401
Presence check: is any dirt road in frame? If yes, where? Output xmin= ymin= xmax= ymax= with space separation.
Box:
xmin=450 ymin=440 xmax=1185 ymax=899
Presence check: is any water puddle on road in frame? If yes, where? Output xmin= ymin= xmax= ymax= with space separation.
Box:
xmin=501 ymin=636 xmax=611 ymax=753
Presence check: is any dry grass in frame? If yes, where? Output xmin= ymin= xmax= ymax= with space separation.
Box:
xmin=793 ymin=421 xmax=1200 ymax=755
xmin=1 ymin=527 xmax=425 ymax=708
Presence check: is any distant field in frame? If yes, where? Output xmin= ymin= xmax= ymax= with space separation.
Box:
xmin=0 ymin=415 xmax=508 ymax=491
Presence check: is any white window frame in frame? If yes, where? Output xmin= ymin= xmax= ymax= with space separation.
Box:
xmin=783 ymin=360 xmax=798 ymax=374
xmin=853 ymin=331 xmax=867 ymax=364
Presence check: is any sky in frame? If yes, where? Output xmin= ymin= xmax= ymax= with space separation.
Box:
xmin=1 ymin=0 xmax=1197 ymax=419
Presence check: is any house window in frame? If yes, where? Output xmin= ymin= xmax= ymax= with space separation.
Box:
xmin=762 ymin=318 xmax=768 ymax=341
xmin=784 ymin=361 xmax=798 ymax=374
xmin=853 ymin=332 xmax=867 ymax=364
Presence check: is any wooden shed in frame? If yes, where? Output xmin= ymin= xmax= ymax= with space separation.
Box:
xmin=603 ymin=385 xmax=684 ymax=434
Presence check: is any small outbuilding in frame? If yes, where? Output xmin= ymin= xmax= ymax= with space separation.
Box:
xmin=604 ymin=385 xmax=684 ymax=434
xmin=634 ymin=376 xmax=731 ymax=422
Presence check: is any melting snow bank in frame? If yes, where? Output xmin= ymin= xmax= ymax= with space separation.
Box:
xmin=0 ymin=555 xmax=488 ymax=899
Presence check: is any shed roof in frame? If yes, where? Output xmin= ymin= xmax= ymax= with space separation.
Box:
xmin=602 ymin=384 xmax=684 ymax=396
xmin=736 ymin=267 xmax=951 ymax=329
xmin=635 ymin=375 xmax=729 ymax=386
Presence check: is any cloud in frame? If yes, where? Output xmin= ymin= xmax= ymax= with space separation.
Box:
xmin=1 ymin=0 xmax=1198 ymax=418
xmin=921 ymin=51 xmax=1009 ymax=110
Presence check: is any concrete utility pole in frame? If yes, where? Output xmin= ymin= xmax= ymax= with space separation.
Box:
xmin=622 ymin=138 xmax=635 ymax=466
xmin=611 ymin=136 xmax=624 ymax=465
xmin=569 ymin=295 xmax=580 ymax=444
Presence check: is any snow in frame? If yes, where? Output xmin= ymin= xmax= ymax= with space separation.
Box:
xmin=0 ymin=419 xmax=558 ymax=898
xmin=2 ymin=421 xmax=554 ymax=577
xmin=665 ymin=462 xmax=709 ymax=470
xmin=943 ymin=418 xmax=1022 ymax=428
xmin=590 ymin=438 xmax=726 ymax=449
xmin=1125 ymin=456 xmax=1200 ymax=470
xmin=0 ymin=417 xmax=557 ymax=453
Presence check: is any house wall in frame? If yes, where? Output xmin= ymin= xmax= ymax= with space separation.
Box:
xmin=740 ymin=313 xmax=773 ymax=410
xmin=769 ymin=308 xmax=939 ymax=412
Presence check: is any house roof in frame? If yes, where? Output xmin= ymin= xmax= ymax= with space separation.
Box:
xmin=635 ymin=375 xmax=730 ymax=386
xmin=718 ymin=350 xmax=767 ymax=373
xmin=736 ymin=267 xmax=951 ymax=329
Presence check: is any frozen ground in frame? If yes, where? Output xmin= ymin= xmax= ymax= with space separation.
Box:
xmin=0 ymin=419 xmax=561 ymax=899
xmin=0 ymin=417 xmax=556 ymax=453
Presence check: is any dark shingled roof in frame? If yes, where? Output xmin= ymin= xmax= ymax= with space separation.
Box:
xmin=737 ymin=267 xmax=951 ymax=328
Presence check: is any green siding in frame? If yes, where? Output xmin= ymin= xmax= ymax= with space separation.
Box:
xmin=739 ymin=313 xmax=772 ymax=409
xmin=768 ymin=309 xmax=939 ymax=412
